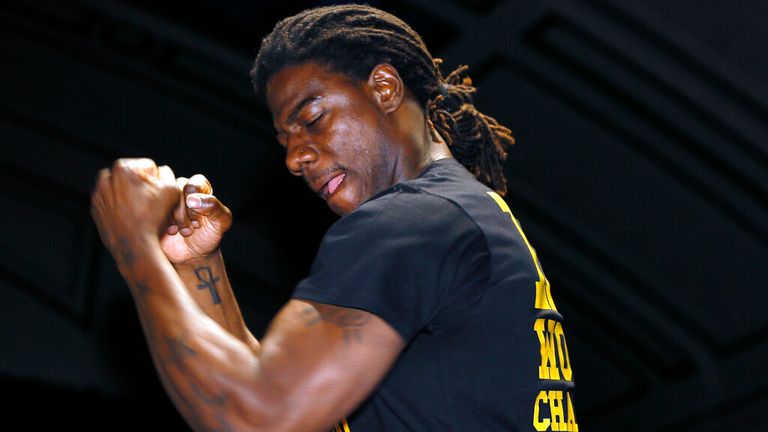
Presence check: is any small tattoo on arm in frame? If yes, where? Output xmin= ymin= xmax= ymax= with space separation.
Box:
xmin=300 ymin=306 xmax=323 ymax=326
xmin=133 ymin=281 xmax=151 ymax=294
xmin=194 ymin=266 xmax=221 ymax=305
xmin=165 ymin=335 xmax=197 ymax=373
xmin=301 ymin=305 xmax=372 ymax=345
xmin=111 ymin=236 xmax=135 ymax=267
xmin=162 ymin=334 xmax=233 ymax=430
xmin=192 ymin=382 xmax=228 ymax=406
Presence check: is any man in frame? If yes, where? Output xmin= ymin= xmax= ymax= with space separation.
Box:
xmin=91 ymin=4 xmax=577 ymax=431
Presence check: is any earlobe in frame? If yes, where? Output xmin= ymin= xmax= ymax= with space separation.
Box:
xmin=368 ymin=64 xmax=404 ymax=113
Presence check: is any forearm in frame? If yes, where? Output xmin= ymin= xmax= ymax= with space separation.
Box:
xmin=172 ymin=250 xmax=260 ymax=354
xmin=116 ymin=236 xmax=265 ymax=430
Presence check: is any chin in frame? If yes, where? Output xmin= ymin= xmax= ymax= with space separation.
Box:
xmin=328 ymin=200 xmax=355 ymax=217
xmin=327 ymin=190 xmax=362 ymax=217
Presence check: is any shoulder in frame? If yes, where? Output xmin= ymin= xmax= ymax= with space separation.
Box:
xmin=328 ymin=183 xmax=479 ymax=242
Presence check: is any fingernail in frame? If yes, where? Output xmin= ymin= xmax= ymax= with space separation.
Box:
xmin=180 ymin=227 xmax=192 ymax=236
xmin=187 ymin=195 xmax=201 ymax=208
xmin=191 ymin=220 xmax=201 ymax=228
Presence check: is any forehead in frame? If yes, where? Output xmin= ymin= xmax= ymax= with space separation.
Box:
xmin=265 ymin=62 xmax=361 ymax=119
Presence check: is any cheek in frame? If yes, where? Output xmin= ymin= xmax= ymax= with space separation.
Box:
xmin=327 ymin=116 xmax=393 ymax=196
xmin=328 ymin=120 xmax=374 ymax=167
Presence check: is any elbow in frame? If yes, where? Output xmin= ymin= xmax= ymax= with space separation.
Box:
xmin=220 ymin=383 xmax=333 ymax=432
xmin=203 ymin=375 xmax=292 ymax=431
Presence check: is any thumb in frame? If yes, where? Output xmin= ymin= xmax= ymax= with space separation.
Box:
xmin=186 ymin=193 xmax=232 ymax=229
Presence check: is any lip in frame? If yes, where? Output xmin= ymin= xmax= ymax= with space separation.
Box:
xmin=308 ymin=169 xmax=345 ymax=198
xmin=321 ymin=172 xmax=346 ymax=199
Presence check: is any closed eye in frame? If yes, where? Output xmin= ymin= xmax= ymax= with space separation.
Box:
xmin=306 ymin=112 xmax=324 ymax=128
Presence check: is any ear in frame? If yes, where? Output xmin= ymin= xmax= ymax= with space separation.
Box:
xmin=367 ymin=63 xmax=404 ymax=114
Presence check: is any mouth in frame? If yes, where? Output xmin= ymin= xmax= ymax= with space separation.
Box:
xmin=321 ymin=172 xmax=346 ymax=199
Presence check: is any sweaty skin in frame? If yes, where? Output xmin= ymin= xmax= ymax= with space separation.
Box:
xmin=91 ymin=62 xmax=451 ymax=431
xmin=268 ymin=62 xmax=451 ymax=216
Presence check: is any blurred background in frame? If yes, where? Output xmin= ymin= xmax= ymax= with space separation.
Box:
xmin=1 ymin=0 xmax=767 ymax=430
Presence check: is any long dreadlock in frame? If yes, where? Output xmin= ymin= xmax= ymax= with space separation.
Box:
xmin=250 ymin=4 xmax=515 ymax=195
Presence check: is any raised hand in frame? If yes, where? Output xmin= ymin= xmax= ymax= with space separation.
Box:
xmin=91 ymin=158 xmax=179 ymax=263
xmin=160 ymin=174 xmax=233 ymax=265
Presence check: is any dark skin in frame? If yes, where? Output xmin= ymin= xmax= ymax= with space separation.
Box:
xmin=270 ymin=62 xmax=450 ymax=215
xmin=91 ymin=62 xmax=451 ymax=431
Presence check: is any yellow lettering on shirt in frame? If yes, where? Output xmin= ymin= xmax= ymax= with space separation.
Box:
xmin=487 ymin=192 xmax=557 ymax=311
xmin=549 ymin=391 xmax=567 ymax=431
xmin=554 ymin=321 xmax=572 ymax=381
xmin=486 ymin=193 xmax=577 ymax=431
xmin=533 ymin=319 xmax=573 ymax=381
xmin=567 ymin=392 xmax=579 ymax=432
xmin=534 ymin=319 xmax=560 ymax=380
xmin=333 ymin=418 xmax=350 ymax=432
xmin=533 ymin=391 xmax=551 ymax=431
xmin=532 ymin=390 xmax=579 ymax=431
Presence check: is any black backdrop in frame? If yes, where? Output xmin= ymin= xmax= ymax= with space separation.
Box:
xmin=1 ymin=0 xmax=767 ymax=430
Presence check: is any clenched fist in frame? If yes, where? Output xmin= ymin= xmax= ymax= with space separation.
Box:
xmin=91 ymin=158 xmax=233 ymax=269
xmin=91 ymin=159 xmax=179 ymax=259
xmin=160 ymin=173 xmax=232 ymax=265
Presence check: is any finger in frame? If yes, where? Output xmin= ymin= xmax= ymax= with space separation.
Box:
xmin=96 ymin=167 xmax=111 ymax=181
xmin=158 ymin=165 xmax=184 ymax=226
xmin=173 ymin=177 xmax=191 ymax=232
xmin=157 ymin=165 xmax=177 ymax=187
xmin=91 ymin=168 xmax=113 ymax=245
xmin=175 ymin=176 xmax=189 ymax=191
xmin=156 ymin=167 xmax=192 ymax=236
xmin=115 ymin=158 xmax=158 ymax=182
xmin=186 ymin=193 xmax=233 ymax=231
xmin=184 ymin=174 xmax=213 ymax=195
xmin=92 ymin=168 xmax=111 ymax=195
xmin=183 ymin=174 xmax=212 ymax=228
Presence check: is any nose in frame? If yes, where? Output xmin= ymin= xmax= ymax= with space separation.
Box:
xmin=285 ymin=140 xmax=318 ymax=176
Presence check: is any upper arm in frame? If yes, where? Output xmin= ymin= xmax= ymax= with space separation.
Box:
xmin=236 ymin=193 xmax=480 ymax=429
xmin=248 ymin=299 xmax=404 ymax=431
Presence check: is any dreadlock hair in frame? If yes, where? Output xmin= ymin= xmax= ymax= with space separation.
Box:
xmin=250 ymin=4 xmax=515 ymax=195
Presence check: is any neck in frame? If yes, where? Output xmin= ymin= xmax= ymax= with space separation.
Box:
xmin=390 ymin=97 xmax=453 ymax=182
xmin=415 ymin=116 xmax=452 ymax=173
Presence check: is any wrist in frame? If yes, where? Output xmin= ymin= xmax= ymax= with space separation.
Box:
xmin=108 ymin=231 xmax=161 ymax=265
xmin=110 ymin=233 xmax=166 ymax=287
xmin=172 ymin=249 xmax=222 ymax=270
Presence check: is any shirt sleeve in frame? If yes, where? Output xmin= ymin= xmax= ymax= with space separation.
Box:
xmin=292 ymin=187 xmax=489 ymax=342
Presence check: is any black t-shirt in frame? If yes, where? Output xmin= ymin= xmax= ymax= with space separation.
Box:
xmin=294 ymin=159 xmax=577 ymax=431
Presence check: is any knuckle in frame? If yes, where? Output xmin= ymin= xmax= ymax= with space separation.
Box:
xmin=191 ymin=173 xmax=212 ymax=188
xmin=112 ymin=158 xmax=137 ymax=175
xmin=183 ymin=183 xmax=198 ymax=194
xmin=185 ymin=174 xmax=209 ymax=193
xmin=92 ymin=169 xmax=109 ymax=191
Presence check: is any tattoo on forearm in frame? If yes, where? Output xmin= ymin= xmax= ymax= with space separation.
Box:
xmin=133 ymin=281 xmax=151 ymax=294
xmin=301 ymin=305 xmax=372 ymax=345
xmin=211 ymin=412 xmax=236 ymax=432
xmin=165 ymin=335 xmax=197 ymax=373
xmin=190 ymin=384 xmax=233 ymax=432
xmin=157 ymin=367 xmax=204 ymax=429
xmin=114 ymin=236 xmax=135 ymax=267
xmin=194 ymin=266 xmax=221 ymax=305
xmin=162 ymin=334 xmax=234 ymax=431
xmin=192 ymin=382 xmax=228 ymax=406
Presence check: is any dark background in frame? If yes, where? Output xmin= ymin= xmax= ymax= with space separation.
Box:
xmin=1 ymin=0 xmax=767 ymax=430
